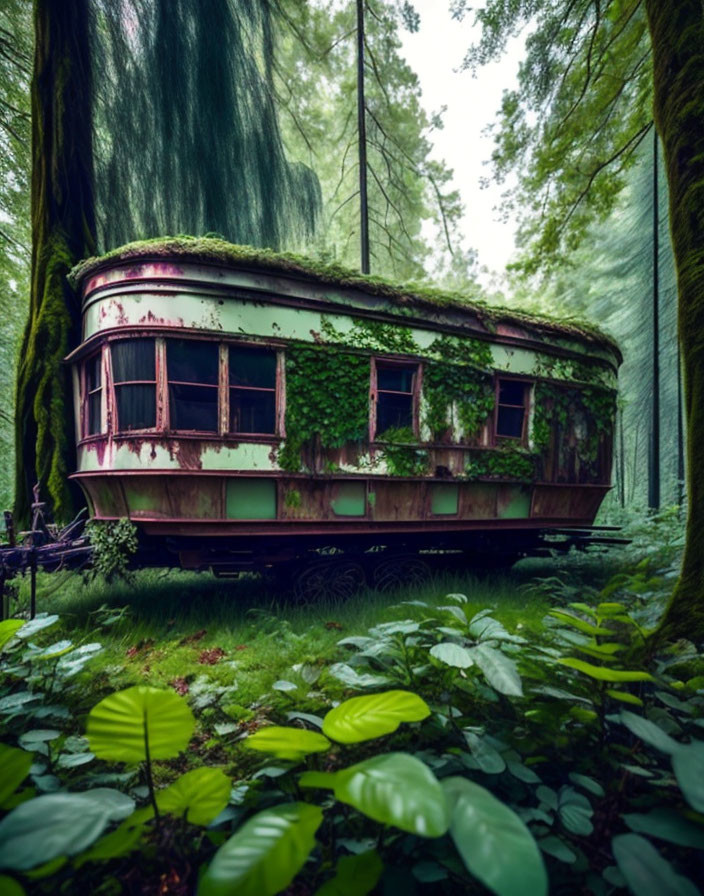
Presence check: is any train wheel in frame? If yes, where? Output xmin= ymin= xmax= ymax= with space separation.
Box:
xmin=292 ymin=560 xmax=366 ymax=603
xmin=372 ymin=556 xmax=431 ymax=593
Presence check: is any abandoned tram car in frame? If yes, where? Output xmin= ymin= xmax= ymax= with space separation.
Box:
xmin=67 ymin=239 xmax=621 ymax=591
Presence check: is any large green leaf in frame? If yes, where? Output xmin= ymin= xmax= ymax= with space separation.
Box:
xmin=623 ymin=809 xmax=704 ymax=849
xmin=672 ymin=743 xmax=704 ymax=812
xmin=245 ymin=726 xmax=331 ymax=760
xmin=87 ymin=686 xmax=195 ymax=762
xmin=612 ymin=833 xmax=699 ymax=896
xmin=157 ymin=768 xmax=231 ymax=826
xmin=198 ymin=802 xmax=322 ymax=896
xmin=0 ymin=789 xmax=134 ymax=871
xmin=0 ymin=745 xmax=32 ymax=806
xmin=15 ymin=615 xmax=59 ymax=640
xmin=468 ymin=645 xmax=523 ymax=696
xmin=559 ymin=659 xmax=653 ymax=682
xmin=548 ymin=610 xmax=613 ymax=636
xmin=332 ymin=753 xmax=449 ymax=837
xmin=322 ymin=691 xmax=430 ymax=744
xmin=314 ymin=850 xmax=383 ymax=896
xmin=443 ymin=776 xmax=547 ymax=896
xmin=0 ymin=620 xmax=24 ymax=652
xmin=618 ymin=711 xmax=680 ymax=754
xmin=0 ymin=876 xmax=24 ymax=896
xmin=429 ymin=642 xmax=475 ymax=668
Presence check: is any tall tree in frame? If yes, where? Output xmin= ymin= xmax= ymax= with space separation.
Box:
xmin=275 ymin=0 xmax=474 ymax=285
xmin=0 ymin=0 xmax=31 ymax=512
xmin=459 ymin=0 xmax=704 ymax=638
xmin=14 ymin=0 xmax=96 ymax=525
xmin=14 ymin=0 xmax=322 ymax=524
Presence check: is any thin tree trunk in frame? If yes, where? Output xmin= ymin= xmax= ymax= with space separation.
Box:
xmin=14 ymin=0 xmax=95 ymax=524
xmin=356 ymin=0 xmax=370 ymax=274
xmin=645 ymin=0 xmax=704 ymax=639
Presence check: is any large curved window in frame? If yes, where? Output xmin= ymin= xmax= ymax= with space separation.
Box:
xmin=167 ymin=339 xmax=219 ymax=432
xmin=112 ymin=339 xmax=156 ymax=431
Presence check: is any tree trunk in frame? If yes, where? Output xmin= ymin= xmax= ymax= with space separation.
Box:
xmin=14 ymin=0 xmax=95 ymax=525
xmin=645 ymin=0 xmax=704 ymax=639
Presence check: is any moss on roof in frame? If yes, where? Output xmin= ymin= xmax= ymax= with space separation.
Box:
xmin=70 ymin=236 xmax=622 ymax=360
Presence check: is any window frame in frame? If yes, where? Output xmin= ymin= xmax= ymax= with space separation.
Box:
xmin=165 ymin=337 xmax=221 ymax=435
xmin=227 ymin=343 xmax=280 ymax=437
xmin=111 ymin=337 xmax=159 ymax=434
xmin=370 ymin=357 xmax=421 ymax=441
xmin=494 ymin=376 xmax=530 ymax=445
xmin=82 ymin=349 xmax=104 ymax=438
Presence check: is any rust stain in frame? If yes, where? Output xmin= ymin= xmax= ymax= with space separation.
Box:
xmin=173 ymin=439 xmax=204 ymax=470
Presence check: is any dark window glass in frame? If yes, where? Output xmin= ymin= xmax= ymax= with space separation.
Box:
xmin=112 ymin=339 xmax=156 ymax=431
xmin=229 ymin=346 xmax=277 ymax=434
xmin=376 ymin=364 xmax=416 ymax=436
xmin=85 ymin=354 xmax=102 ymax=436
xmin=377 ymin=367 xmax=414 ymax=393
xmin=112 ymin=339 xmax=155 ymax=383
xmin=116 ymin=385 xmax=156 ymax=430
xmin=496 ymin=379 xmax=527 ymax=439
xmin=167 ymin=339 xmax=219 ymax=433
xmin=168 ymin=340 xmax=218 ymax=385
xmin=499 ymin=381 xmax=525 ymax=406
xmin=231 ymin=390 xmax=276 ymax=433
xmin=230 ymin=347 xmax=276 ymax=387
xmin=169 ymin=383 xmax=219 ymax=431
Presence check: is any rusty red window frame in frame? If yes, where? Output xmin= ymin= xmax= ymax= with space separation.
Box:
xmin=228 ymin=344 xmax=279 ymax=436
xmin=83 ymin=350 xmax=103 ymax=437
xmin=370 ymin=357 xmax=421 ymax=441
xmin=111 ymin=337 xmax=158 ymax=433
xmin=494 ymin=376 xmax=530 ymax=445
xmin=165 ymin=338 xmax=220 ymax=434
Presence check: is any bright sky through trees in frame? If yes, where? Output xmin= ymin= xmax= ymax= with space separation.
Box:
xmin=398 ymin=1 xmax=524 ymax=283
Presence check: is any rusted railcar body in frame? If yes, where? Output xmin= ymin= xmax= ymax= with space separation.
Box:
xmin=66 ymin=239 xmax=621 ymax=576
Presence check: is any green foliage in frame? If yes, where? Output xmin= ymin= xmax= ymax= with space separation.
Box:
xmin=245 ymin=726 xmax=331 ymax=761
xmin=279 ymin=345 xmax=369 ymax=472
xmin=465 ymin=446 xmax=537 ymax=481
xmin=533 ymin=382 xmax=616 ymax=471
xmin=376 ymin=426 xmax=429 ymax=476
xmin=460 ymin=0 xmax=652 ymax=272
xmin=85 ymin=519 xmax=138 ymax=583
xmin=87 ymin=686 xmax=195 ymax=763
xmin=423 ymin=359 xmax=494 ymax=441
xmin=444 ymin=776 xmax=547 ymax=896
xmin=320 ymin=315 xmax=419 ymax=354
xmin=321 ymin=689 xmax=430 ymax=743
xmin=199 ymin=803 xmax=323 ymax=896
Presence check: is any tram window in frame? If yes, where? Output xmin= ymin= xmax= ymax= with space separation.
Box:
xmin=375 ymin=363 xmax=417 ymax=437
xmin=112 ymin=339 xmax=156 ymax=431
xmin=84 ymin=353 xmax=102 ymax=436
xmin=167 ymin=339 xmax=219 ymax=432
xmin=229 ymin=346 xmax=276 ymax=434
xmin=496 ymin=379 xmax=528 ymax=440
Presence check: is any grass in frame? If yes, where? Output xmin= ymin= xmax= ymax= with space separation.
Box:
xmin=7 ymin=549 xmax=630 ymax=711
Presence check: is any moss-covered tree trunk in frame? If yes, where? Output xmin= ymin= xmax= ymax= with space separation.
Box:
xmin=14 ymin=0 xmax=95 ymax=525
xmin=645 ymin=1 xmax=704 ymax=639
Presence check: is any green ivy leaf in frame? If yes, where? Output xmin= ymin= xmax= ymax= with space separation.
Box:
xmin=443 ymin=776 xmax=547 ymax=896
xmin=612 ymin=833 xmax=699 ymax=896
xmin=157 ymin=768 xmax=231 ymax=826
xmin=672 ymin=743 xmax=704 ymax=812
xmin=314 ymin=850 xmax=383 ymax=896
xmin=198 ymin=802 xmax=323 ymax=896
xmin=0 ymin=745 xmax=32 ymax=806
xmin=322 ymin=691 xmax=430 ymax=744
xmin=0 ymin=789 xmax=134 ymax=871
xmin=332 ymin=753 xmax=449 ymax=837
xmin=87 ymin=686 xmax=195 ymax=762
xmin=245 ymin=726 xmax=331 ymax=761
